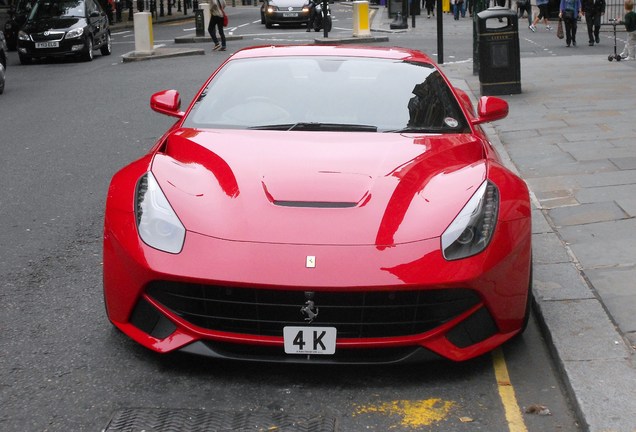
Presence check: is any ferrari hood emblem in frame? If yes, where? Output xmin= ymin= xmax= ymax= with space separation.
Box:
xmin=306 ymin=256 xmax=316 ymax=268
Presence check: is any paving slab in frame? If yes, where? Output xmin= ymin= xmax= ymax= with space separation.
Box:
xmin=547 ymin=202 xmax=629 ymax=227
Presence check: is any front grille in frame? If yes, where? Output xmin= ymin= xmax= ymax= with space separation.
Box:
xmin=31 ymin=31 xmax=65 ymax=42
xmin=147 ymin=281 xmax=480 ymax=339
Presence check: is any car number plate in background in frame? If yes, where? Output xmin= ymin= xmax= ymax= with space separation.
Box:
xmin=283 ymin=12 xmax=298 ymax=17
xmin=283 ymin=326 xmax=336 ymax=355
xmin=35 ymin=41 xmax=59 ymax=49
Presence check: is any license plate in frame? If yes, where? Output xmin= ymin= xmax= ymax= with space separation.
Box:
xmin=35 ymin=41 xmax=59 ymax=49
xmin=283 ymin=326 xmax=336 ymax=355
xmin=282 ymin=12 xmax=299 ymax=17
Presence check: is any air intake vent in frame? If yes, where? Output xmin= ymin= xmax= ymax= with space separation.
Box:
xmin=273 ymin=200 xmax=357 ymax=208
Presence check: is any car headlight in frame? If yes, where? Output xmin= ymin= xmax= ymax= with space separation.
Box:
xmin=66 ymin=27 xmax=84 ymax=39
xmin=18 ymin=30 xmax=30 ymax=41
xmin=441 ymin=181 xmax=499 ymax=261
xmin=135 ymin=172 xmax=186 ymax=254
xmin=267 ymin=5 xmax=278 ymax=12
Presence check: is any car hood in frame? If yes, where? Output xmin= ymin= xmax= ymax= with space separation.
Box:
xmin=24 ymin=17 xmax=84 ymax=33
xmin=269 ymin=0 xmax=308 ymax=7
xmin=151 ymin=129 xmax=488 ymax=246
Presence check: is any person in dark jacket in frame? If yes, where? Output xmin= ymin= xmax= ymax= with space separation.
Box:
xmin=582 ymin=0 xmax=605 ymax=45
xmin=560 ymin=0 xmax=582 ymax=46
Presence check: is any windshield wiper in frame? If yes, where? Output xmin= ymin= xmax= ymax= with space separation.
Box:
xmin=249 ymin=122 xmax=377 ymax=132
xmin=383 ymin=126 xmax=448 ymax=134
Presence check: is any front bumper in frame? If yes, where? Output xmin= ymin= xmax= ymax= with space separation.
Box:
xmin=103 ymin=204 xmax=532 ymax=363
xmin=18 ymin=37 xmax=87 ymax=59
xmin=265 ymin=10 xmax=311 ymax=24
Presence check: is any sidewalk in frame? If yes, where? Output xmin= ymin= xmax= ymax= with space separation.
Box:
xmin=371 ymin=6 xmax=636 ymax=431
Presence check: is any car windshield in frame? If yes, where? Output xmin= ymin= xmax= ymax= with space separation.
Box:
xmin=183 ymin=56 xmax=469 ymax=133
xmin=28 ymin=0 xmax=84 ymax=20
xmin=16 ymin=0 xmax=36 ymax=15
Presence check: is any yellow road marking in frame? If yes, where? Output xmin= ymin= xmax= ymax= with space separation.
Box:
xmin=492 ymin=348 xmax=528 ymax=432
xmin=353 ymin=398 xmax=454 ymax=428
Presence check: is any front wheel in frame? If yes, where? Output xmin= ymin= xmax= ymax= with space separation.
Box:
xmin=324 ymin=15 xmax=332 ymax=32
xmin=519 ymin=263 xmax=534 ymax=334
xmin=18 ymin=53 xmax=32 ymax=65
xmin=100 ymin=32 xmax=112 ymax=56
xmin=83 ymin=37 xmax=93 ymax=62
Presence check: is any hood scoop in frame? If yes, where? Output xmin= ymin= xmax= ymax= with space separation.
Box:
xmin=273 ymin=200 xmax=358 ymax=208
xmin=262 ymin=171 xmax=373 ymax=209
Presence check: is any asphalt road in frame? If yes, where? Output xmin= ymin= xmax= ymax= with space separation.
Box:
xmin=0 ymin=7 xmax=582 ymax=431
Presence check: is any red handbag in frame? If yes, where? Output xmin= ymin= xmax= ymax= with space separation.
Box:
xmin=218 ymin=0 xmax=228 ymax=27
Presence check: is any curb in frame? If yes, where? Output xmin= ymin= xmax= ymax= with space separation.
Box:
xmin=121 ymin=46 xmax=205 ymax=62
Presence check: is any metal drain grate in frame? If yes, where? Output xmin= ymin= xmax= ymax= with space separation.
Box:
xmin=104 ymin=408 xmax=338 ymax=432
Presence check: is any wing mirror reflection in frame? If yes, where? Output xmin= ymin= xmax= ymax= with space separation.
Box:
xmin=472 ymin=96 xmax=508 ymax=125
xmin=150 ymin=90 xmax=185 ymax=118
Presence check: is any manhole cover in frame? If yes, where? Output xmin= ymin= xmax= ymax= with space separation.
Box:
xmin=104 ymin=408 xmax=338 ymax=432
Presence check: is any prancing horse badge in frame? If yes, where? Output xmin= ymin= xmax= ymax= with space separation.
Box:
xmin=306 ymin=256 xmax=316 ymax=268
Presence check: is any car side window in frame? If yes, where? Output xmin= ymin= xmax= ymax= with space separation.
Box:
xmin=86 ymin=0 xmax=97 ymax=15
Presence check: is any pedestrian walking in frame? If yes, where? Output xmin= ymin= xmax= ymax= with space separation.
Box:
xmin=517 ymin=0 xmax=532 ymax=28
xmin=582 ymin=0 xmax=605 ymax=45
xmin=619 ymin=0 xmax=636 ymax=59
xmin=560 ymin=0 xmax=582 ymax=46
xmin=209 ymin=0 xmax=227 ymax=52
xmin=452 ymin=0 xmax=465 ymax=19
xmin=530 ymin=0 xmax=553 ymax=31
xmin=423 ymin=0 xmax=435 ymax=18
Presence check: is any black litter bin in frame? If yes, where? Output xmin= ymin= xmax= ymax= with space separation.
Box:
xmin=476 ymin=7 xmax=521 ymax=96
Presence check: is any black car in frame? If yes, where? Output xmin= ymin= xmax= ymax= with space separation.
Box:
xmin=17 ymin=0 xmax=111 ymax=64
xmin=261 ymin=0 xmax=311 ymax=28
xmin=4 ymin=0 xmax=36 ymax=51
xmin=0 ymin=32 xmax=7 ymax=94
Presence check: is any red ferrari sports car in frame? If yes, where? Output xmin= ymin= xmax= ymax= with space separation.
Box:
xmin=103 ymin=45 xmax=532 ymax=363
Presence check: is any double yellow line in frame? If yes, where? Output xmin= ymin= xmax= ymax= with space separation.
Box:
xmin=492 ymin=348 xmax=528 ymax=432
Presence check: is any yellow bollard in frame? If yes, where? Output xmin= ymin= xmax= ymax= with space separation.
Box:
xmin=352 ymin=1 xmax=371 ymax=37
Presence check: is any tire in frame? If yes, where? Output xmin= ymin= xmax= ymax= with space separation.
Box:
xmin=324 ymin=16 xmax=332 ymax=32
xmin=265 ymin=20 xmax=272 ymax=28
xmin=519 ymin=263 xmax=534 ymax=334
xmin=18 ymin=53 xmax=32 ymax=65
xmin=83 ymin=37 xmax=93 ymax=62
xmin=0 ymin=64 xmax=5 ymax=95
xmin=100 ymin=32 xmax=112 ymax=56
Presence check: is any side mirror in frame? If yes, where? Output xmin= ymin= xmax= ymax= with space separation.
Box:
xmin=90 ymin=10 xmax=101 ymax=17
xmin=150 ymin=89 xmax=185 ymax=118
xmin=472 ymin=96 xmax=508 ymax=125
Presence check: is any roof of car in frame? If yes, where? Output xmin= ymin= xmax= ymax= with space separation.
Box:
xmin=229 ymin=45 xmax=436 ymax=65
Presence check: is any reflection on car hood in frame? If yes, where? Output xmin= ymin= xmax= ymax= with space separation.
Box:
xmin=24 ymin=17 xmax=84 ymax=33
xmin=151 ymin=129 xmax=487 ymax=246
xmin=268 ymin=0 xmax=308 ymax=7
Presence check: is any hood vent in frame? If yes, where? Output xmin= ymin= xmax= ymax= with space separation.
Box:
xmin=274 ymin=200 xmax=357 ymax=208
